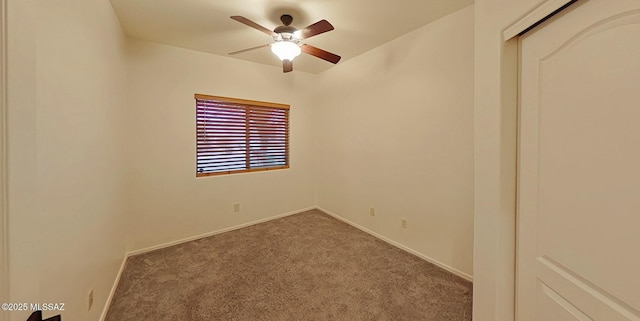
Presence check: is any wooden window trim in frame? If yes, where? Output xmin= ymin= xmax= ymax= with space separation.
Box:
xmin=195 ymin=94 xmax=289 ymax=110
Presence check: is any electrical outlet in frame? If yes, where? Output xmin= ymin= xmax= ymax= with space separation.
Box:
xmin=233 ymin=203 xmax=240 ymax=212
xmin=88 ymin=288 xmax=94 ymax=311
xmin=401 ymin=218 xmax=408 ymax=229
xmin=369 ymin=208 xmax=375 ymax=217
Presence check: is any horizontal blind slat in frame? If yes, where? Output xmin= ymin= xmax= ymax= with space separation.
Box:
xmin=197 ymin=159 xmax=246 ymax=166
xmin=197 ymin=154 xmax=247 ymax=161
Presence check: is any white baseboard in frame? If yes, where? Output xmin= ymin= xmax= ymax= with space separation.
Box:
xmin=316 ymin=207 xmax=473 ymax=282
xmin=127 ymin=206 xmax=316 ymax=256
xmin=100 ymin=254 xmax=128 ymax=321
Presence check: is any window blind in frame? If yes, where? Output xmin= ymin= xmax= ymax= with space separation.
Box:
xmin=195 ymin=94 xmax=289 ymax=177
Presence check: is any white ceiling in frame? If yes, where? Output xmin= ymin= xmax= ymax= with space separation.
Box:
xmin=109 ymin=0 xmax=474 ymax=74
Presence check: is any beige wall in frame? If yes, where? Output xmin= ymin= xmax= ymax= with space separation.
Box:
xmin=473 ymin=0 xmax=544 ymax=320
xmin=125 ymin=40 xmax=318 ymax=251
xmin=6 ymin=0 xmax=128 ymax=321
xmin=314 ymin=6 xmax=475 ymax=278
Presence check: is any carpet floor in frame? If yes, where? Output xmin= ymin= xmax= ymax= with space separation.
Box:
xmin=104 ymin=209 xmax=472 ymax=321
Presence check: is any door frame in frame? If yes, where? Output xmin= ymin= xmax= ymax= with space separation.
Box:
xmin=1 ymin=0 xmax=8 ymax=317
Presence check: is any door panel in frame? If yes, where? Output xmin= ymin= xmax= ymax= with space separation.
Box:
xmin=537 ymin=282 xmax=592 ymax=321
xmin=518 ymin=1 xmax=640 ymax=320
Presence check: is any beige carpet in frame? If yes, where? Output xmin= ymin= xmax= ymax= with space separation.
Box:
xmin=104 ymin=209 xmax=472 ymax=321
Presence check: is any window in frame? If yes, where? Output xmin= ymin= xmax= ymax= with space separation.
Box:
xmin=195 ymin=94 xmax=290 ymax=177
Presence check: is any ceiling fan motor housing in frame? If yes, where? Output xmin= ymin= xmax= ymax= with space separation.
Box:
xmin=273 ymin=25 xmax=298 ymax=41
xmin=274 ymin=15 xmax=299 ymax=41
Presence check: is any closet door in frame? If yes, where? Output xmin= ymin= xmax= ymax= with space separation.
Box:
xmin=517 ymin=1 xmax=640 ymax=320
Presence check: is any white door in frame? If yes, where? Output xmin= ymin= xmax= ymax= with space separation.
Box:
xmin=517 ymin=0 xmax=640 ymax=320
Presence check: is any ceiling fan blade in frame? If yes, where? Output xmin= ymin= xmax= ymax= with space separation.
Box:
xmin=228 ymin=44 xmax=270 ymax=55
xmin=283 ymin=59 xmax=293 ymax=73
xmin=299 ymin=20 xmax=334 ymax=39
xmin=300 ymin=44 xmax=341 ymax=64
xmin=230 ymin=16 xmax=275 ymax=37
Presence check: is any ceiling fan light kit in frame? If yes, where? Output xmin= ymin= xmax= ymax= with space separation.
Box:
xmin=229 ymin=14 xmax=341 ymax=73
xmin=270 ymin=41 xmax=301 ymax=61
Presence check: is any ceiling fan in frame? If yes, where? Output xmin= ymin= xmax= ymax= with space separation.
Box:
xmin=229 ymin=14 xmax=341 ymax=73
